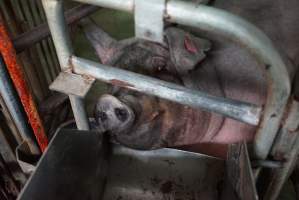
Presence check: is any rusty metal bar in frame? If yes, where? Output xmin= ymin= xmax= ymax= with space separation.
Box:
xmin=42 ymin=0 xmax=90 ymax=130
xmin=13 ymin=4 xmax=98 ymax=53
xmin=0 ymin=16 xmax=48 ymax=152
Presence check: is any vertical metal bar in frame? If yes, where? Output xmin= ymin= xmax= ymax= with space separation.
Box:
xmin=264 ymin=99 xmax=299 ymax=200
xmin=42 ymin=0 xmax=90 ymax=130
xmin=0 ymin=56 xmax=40 ymax=155
xmin=69 ymin=95 xmax=90 ymax=130
xmin=0 ymin=16 xmax=48 ymax=152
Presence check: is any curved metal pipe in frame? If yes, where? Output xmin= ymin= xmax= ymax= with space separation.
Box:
xmin=166 ymin=0 xmax=291 ymax=159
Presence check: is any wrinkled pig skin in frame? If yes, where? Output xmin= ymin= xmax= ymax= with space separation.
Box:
xmin=83 ymin=0 xmax=299 ymax=157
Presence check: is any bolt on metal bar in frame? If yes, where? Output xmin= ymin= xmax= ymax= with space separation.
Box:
xmin=42 ymin=0 xmax=90 ymax=130
xmin=72 ymin=56 xmax=261 ymax=125
xmin=48 ymin=0 xmax=290 ymax=159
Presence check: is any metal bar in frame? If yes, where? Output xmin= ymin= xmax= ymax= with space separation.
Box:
xmin=73 ymin=0 xmax=134 ymax=12
xmin=0 ymin=16 xmax=48 ymax=152
xmin=13 ymin=4 xmax=99 ymax=53
xmin=263 ymin=98 xmax=299 ymax=200
xmin=42 ymin=0 xmax=90 ymax=130
xmin=135 ymin=0 xmax=165 ymax=43
xmin=69 ymin=95 xmax=90 ymax=130
xmin=55 ymin=0 xmax=291 ymax=159
xmin=72 ymin=56 xmax=261 ymax=125
xmin=0 ymin=56 xmax=40 ymax=155
xmin=265 ymin=135 xmax=299 ymax=200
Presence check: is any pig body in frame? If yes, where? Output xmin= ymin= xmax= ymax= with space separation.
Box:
xmin=193 ymin=0 xmax=299 ymax=144
xmin=84 ymin=0 xmax=299 ymax=156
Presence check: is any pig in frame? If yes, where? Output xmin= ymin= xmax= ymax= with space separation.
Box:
xmin=81 ymin=0 xmax=299 ymax=157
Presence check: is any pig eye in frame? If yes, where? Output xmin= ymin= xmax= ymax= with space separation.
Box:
xmin=114 ymin=108 xmax=128 ymax=122
xmin=97 ymin=111 xmax=108 ymax=122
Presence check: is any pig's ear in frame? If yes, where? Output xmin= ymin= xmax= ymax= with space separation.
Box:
xmin=165 ymin=27 xmax=211 ymax=74
xmin=79 ymin=18 xmax=118 ymax=64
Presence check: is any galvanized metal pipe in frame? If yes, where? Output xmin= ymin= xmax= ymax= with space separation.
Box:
xmin=72 ymin=56 xmax=261 ymax=125
xmin=0 ymin=57 xmax=40 ymax=155
xmin=42 ymin=0 xmax=90 ymax=130
xmin=61 ymin=0 xmax=290 ymax=159
xmin=72 ymin=0 xmax=134 ymax=12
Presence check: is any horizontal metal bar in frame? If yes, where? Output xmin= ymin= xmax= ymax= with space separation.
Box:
xmin=72 ymin=0 xmax=134 ymax=12
xmin=13 ymin=4 xmax=99 ymax=53
xmin=72 ymin=56 xmax=261 ymax=125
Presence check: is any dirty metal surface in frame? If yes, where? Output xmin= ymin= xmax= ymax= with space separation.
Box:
xmin=18 ymin=129 xmax=224 ymax=200
xmin=103 ymin=145 xmax=224 ymax=200
xmin=18 ymin=129 xmax=108 ymax=200
xmin=135 ymin=0 xmax=165 ymax=43
xmin=263 ymin=98 xmax=299 ymax=200
xmin=227 ymin=142 xmax=258 ymax=200
xmin=271 ymin=99 xmax=299 ymax=160
xmin=50 ymin=72 xmax=95 ymax=98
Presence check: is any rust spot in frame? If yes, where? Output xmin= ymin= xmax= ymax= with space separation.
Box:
xmin=110 ymin=79 xmax=134 ymax=88
xmin=0 ymin=17 xmax=48 ymax=152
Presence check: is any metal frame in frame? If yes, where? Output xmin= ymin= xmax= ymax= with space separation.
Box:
xmin=42 ymin=0 xmax=291 ymax=159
